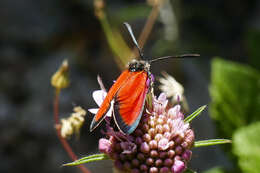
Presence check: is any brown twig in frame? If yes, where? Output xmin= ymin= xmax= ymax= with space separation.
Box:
xmin=132 ymin=2 xmax=163 ymax=59
xmin=54 ymin=89 xmax=90 ymax=173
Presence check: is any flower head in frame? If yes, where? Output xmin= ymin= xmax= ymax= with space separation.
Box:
xmin=64 ymin=75 xmax=230 ymax=172
xmin=95 ymin=91 xmax=194 ymax=173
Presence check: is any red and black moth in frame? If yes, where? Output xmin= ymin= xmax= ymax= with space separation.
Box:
xmin=90 ymin=22 xmax=199 ymax=134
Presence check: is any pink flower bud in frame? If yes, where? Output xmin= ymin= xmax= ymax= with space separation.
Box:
xmin=140 ymin=142 xmax=150 ymax=153
xmin=146 ymin=157 xmax=154 ymax=166
xmin=98 ymin=138 xmax=111 ymax=154
xmin=182 ymin=150 xmax=192 ymax=161
xmin=158 ymin=138 xmax=170 ymax=151
xmin=149 ymin=140 xmax=158 ymax=149
xmin=160 ymin=167 xmax=170 ymax=173
xmin=155 ymin=159 xmax=163 ymax=167
xmin=140 ymin=164 xmax=148 ymax=171
xmin=164 ymin=158 xmax=173 ymax=167
xmin=172 ymin=160 xmax=186 ymax=173
xmin=150 ymin=167 xmax=158 ymax=173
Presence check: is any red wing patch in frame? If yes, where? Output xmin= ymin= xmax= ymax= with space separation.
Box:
xmin=113 ymin=71 xmax=148 ymax=134
xmin=90 ymin=70 xmax=132 ymax=132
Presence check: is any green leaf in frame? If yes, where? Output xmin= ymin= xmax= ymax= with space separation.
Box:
xmin=209 ymin=58 xmax=260 ymax=138
xmin=63 ymin=153 xmax=109 ymax=166
xmin=233 ymin=122 xmax=260 ymax=173
xmin=194 ymin=139 xmax=231 ymax=148
xmin=184 ymin=105 xmax=207 ymax=123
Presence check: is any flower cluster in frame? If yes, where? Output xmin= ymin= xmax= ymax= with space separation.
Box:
xmin=62 ymin=74 xmax=230 ymax=172
xmin=98 ymin=93 xmax=194 ymax=173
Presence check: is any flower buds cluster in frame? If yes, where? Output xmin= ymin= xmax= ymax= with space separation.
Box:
xmin=60 ymin=106 xmax=86 ymax=138
xmin=99 ymin=93 xmax=194 ymax=173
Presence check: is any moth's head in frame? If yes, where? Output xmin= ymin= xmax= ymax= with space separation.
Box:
xmin=128 ymin=59 xmax=150 ymax=72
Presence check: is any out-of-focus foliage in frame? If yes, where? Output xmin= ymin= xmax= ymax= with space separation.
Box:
xmin=208 ymin=57 xmax=260 ymax=173
xmin=184 ymin=169 xmax=197 ymax=173
xmin=246 ymin=29 xmax=260 ymax=69
xmin=233 ymin=122 xmax=260 ymax=173
xmin=112 ymin=5 xmax=151 ymax=22
xmin=203 ymin=167 xmax=225 ymax=173
xmin=209 ymin=58 xmax=260 ymax=138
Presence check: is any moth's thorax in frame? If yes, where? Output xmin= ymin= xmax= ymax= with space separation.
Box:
xmin=128 ymin=59 xmax=150 ymax=72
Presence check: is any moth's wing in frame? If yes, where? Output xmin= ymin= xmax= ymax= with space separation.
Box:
xmin=90 ymin=70 xmax=132 ymax=131
xmin=113 ymin=71 xmax=148 ymax=134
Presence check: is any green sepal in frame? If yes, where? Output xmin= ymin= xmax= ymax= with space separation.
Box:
xmin=63 ymin=153 xmax=109 ymax=166
xmin=194 ymin=139 xmax=231 ymax=148
xmin=184 ymin=105 xmax=207 ymax=123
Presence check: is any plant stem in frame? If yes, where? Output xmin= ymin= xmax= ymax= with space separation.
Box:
xmin=132 ymin=2 xmax=162 ymax=58
xmin=194 ymin=139 xmax=232 ymax=148
xmin=54 ymin=89 xmax=90 ymax=173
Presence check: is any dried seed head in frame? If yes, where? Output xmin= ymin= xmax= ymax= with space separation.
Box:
xmin=60 ymin=106 xmax=86 ymax=138
xmin=51 ymin=59 xmax=69 ymax=90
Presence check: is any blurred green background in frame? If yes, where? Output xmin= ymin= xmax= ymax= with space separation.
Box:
xmin=0 ymin=0 xmax=259 ymax=173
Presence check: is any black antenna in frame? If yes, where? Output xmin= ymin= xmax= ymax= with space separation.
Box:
xmin=149 ymin=54 xmax=200 ymax=63
xmin=123 ymin=22 xmax=144 ymax=59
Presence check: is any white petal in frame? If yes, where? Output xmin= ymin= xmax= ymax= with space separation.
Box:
xmin=158 ymin=93 xmax=167 ymax=102
xmin=92 ymin=90 xmax=107 ymax=106
xmin=106 ymin=108 xmax=112 ymax=117
xmin=168 ymin=105 xmax=181 ymax=118
xmin=97 ymin=75 xmax=107 ymax=91
xmin=163 ymin=100 xmax=168 ymax=108
xmin=88 ymin=108 xmax=99 ymax=114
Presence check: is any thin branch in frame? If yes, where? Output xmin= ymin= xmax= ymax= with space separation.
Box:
xmin=132 ymin=2 xmax=162 ymax=59
xmin=54 ymin=89 xmax=90 ymax=173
